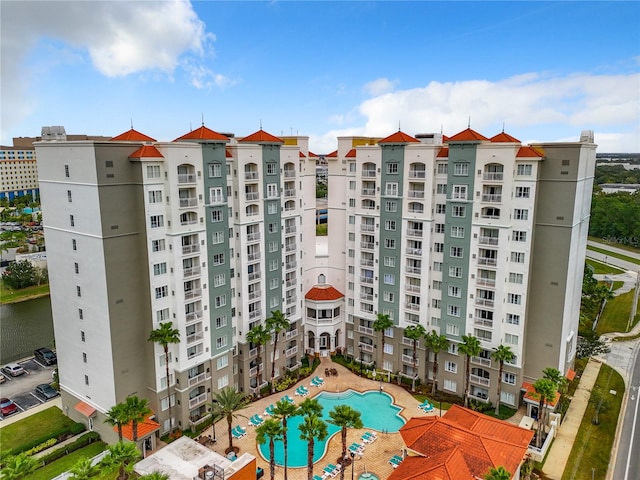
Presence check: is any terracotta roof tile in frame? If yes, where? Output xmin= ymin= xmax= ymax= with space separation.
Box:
xmin=116 ymin=414 xmax=160 ymax=442
xmin=345 ymin=148 xmax=357 ymax=158
xmin=379 ymin=131 xmax=420 ymax=144
xmin=490 ymin=131 xmax=521 ymax=143
xmin=129 ymin=145 xmax=164 ymax=158
xmin=299 ymin=151 xmax=306 ymax=158
xmin=325 ymin=150 xmax=338 ymax=158
xmin=436 ymin=147 xmax=449 ymax=158
xmin=74 ymin=401 xmax=96 ymax=417
xmin=517 ymin=146 xmax=545 ymax=157
xmin=305 ymin=285 xmax=344 ymax=301
xmin=308 ymin=151 xmax=318 ymax=158
xmin=174 ymin=126 xmax=228 ymax=142
xmin=239 ymin=129 xmax=284 ymax=144
xmin=226 ymin=148 xmax=233 ymax=158
xmin=110 ymin=129 xmax=156 ymax=142
xmin=522 ymin=382 xmax=561 ymax=406
xmin=447 ymin=128 xmax=488 ymax=142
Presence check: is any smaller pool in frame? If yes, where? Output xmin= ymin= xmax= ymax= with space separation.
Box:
xmin=358 ymin=473 xmax=380 ymax=480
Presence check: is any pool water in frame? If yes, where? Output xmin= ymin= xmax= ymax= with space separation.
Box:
xmin=257 ymin=389 xmax=405 ymax=467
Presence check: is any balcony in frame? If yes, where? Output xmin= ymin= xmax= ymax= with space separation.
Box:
xmin=362 ymin=170 xmax=376 ymax=177
xmin=477 ymin=257 xmax=498 ymax=267
xmin=360 ymin=276 xmax=373 ymax=284
xmin=408 ymin=190 xmax=425 ymax=199
xmin=249 ymin=363 xmax=264 ymax=377
xmin=179 ymin=198 xmax=198 ymax=208
xmin=182 ymin=244 xmax=199 ymax=255
xmin=358 ymin=325 xmax=373 ymax=335
xmin=476 ymin=278 xmax=496 ymax=287
xmin=406 ymin=248 xmax=422 ymax=256
xmin=475 ymin=298 xmax=495 ymax=308
xmin=409 ymin=170 xmax=426 ymax=179
xmin=361 ymin=242 xmax=374 ymax=250
xmin=285 ymin=261 xmax=297 ymax=270
xmin=185 ymin=310 xmax=203 ymax=322
xmin=307 ymin=316 xmax=335 ymax=325
xmin=248 ymin=290 xmax=261 ymax=301
xmin=188 ymin=392 xmax=208 ymax=409
xmin=249 ymin=381 xmax=269 ymax=395
xmin=474 ymin=317 xmax=494 ymax=328
xmin=247 ymin=252 xmax=261 ymax=261
xmin=183 ymin=266 xmax=201 ymax=278
xmin=483 ymin=172 xmax=503 ymax=181
xmin=482 ymin=194 xmax=502 ymax=203
xmin=285 ymin=225 xmax=297 ymax=234
xmin=361 ymin=188 xmax=376 ymax=196
xmin=471 ymin=356 xmax=492 ymax=368
xmin=245 ymin=192 xmax=259 ymax=201
xmin=285 ymin=244 xmax=297 ymax=252
xmin=285 ymin=329 xmax=298 ymax=340
xmin=284 ymin=189 xmax=296 ymax=198
xmin=470 ymin=374 xmax=490 ymax=387
xmin=189 ymin=415 xmax=210 ymax=427
xmin=285 ymin=346 xmax=298 ymax=357
xmin=406 ymin=284 xmax=421 ymax=294
xmin=359 ymin=343 xmax=374 ymax=353
xmin=186 ymin=332 xmax=204 ymax=345
xmin=406 ymin=266 xmax=422 ymax=275
xmin=245 ymin=171 xmax=259 ymax=180
xmin=188 ymin=371 xmax=210 ymax=387
xmin=178 ymin=174 xmax=197 ymax=184
xmin=184 ymin=289 xmax=202 ymax=300
xmin=285 ymin=362 xmax=301 ymax=372
xmin=248 ymin=271 xmax=261 ymax=281
xmin=405 ymin=302 xmax=420 ymax=311
xmin=284 ymin=170 xmax=296 ymax=178
xmin=249 ymin=309 xmax=262 ymax=319
xmin=360 ymin=293 xmax=373 ymax=301
xmin=402 ymin=354 xmax=418 ymax=365
xmin=407 ymin=229 xmax=423 ymax=238
xmin=362 ymin=204 xmax=376 ymax=210
xmin=286 ymin=295 xmax=297 ymax=304
xmin=247 ymin=232 xmax=261 ymax=242
xmin=360 ymin=224 xmax=375 ymax=232
xmin=479 ymin=236 xmax=499 ymax=246
xmin=402 ymin=338 xmax=419 ymax=348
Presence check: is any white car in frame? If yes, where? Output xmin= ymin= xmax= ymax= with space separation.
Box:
xmin=3 ymin=363 xmax=26 ymax=377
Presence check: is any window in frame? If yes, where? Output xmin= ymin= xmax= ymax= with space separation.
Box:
xmin=432 ymin=299 xmax=441 ymax=308
xmin=385 ymin=182 xmax=398 ymax=196
xmin=72 ymin=239 xmax=77 ymax=251
xmin=215 ymin=295 xmax=226 ymax=307
xmin=74 ymin=262 xmax=79 ymax=274
xmin=509 ymin=273 xmax=524 ymax=284
xmin=209 ymin=187 xmax=224 ymax=203
xmin=270 ymin=296 xmax=279 ymax=308
xmin=67 ymin=190 xmax=72 ymax=202
xmin=150 ymin=215 xmax=164 ymax=228
xmin=454 ymin=163 xmax=469 ymax=176
xmin=514 ymin=209 xmax=529 ymax=220
xmin=148 ymin=190 xmax=162 ymax=203
xmin=212 ymin=231 xmax=224 ymax=244
xmin=268 ymin=223 xmax=277 ymax=234
xmin=157 ymin=308 xmax=170 ymax=322
xmin=76 ymin=286 xmax=81 ymax=297
xmin=213 ymin=273 xmax=225 ymax=287
xmin=83 ymin=352 xmax=87 ymax=363
xmin=383 ymin=256 xmax=396 ymax=267
xmin=349 ymin=198 xmax=355 ymax=207
xmin=448 ymin=286 xmax=461 ymax=298
xmin=386 ymin=163 xmax=398 ymax=174
xmin=152 ymin=239 xmax=166 ymax=252
xmin=78 ymin=308 xmax=83 ymax=320
xmin=515 ymin=187 xmax=530 ymax=198
xmin=432 ymin=280 xmax=442 ymax=290
xmin=449 ymin=266 xmax=462 ymax=278
xmin=269 ymin=259 xmax=278 ymax=271
xmin=383 ymin=291 xmax=395 ymax=302
xmin=434 ymin=242 xmax=444 ymax=252
xmin=436 ymin=183 xmax=447 ymax=194
xmin=501 ymin=391 xmax=516 ymax=406
xmin=450 ymin=246 xmax=463 ymax=258
xmin=65 ymin=164 xmax=70 ymax=177
xmin=213 ymin=253 xmax=225 ymax=266
xmin=511 ymin=252 xmax=525 ymax=263
xmin=436 ymin=163 xmax=448 ymax=174
xmin=384 ymin=238 xmax=396 ymax=249
xmin=385 ymin=201 xmax=397 ymax=212
xmin=383 ymin=273 xmax=395 ymax=285
xmin=266 ymin=163 xmax=277 ymax=175
xmin=81 ymin=331 xmax=85 ymax=342
xmin=385 ymin=220 xmax=396 ymax=231
xmin=85 ymin=375 xmax=89 ymax=386
xmin=507 ymin=293 xmax=522 ymax=305
xmin=444 ymin=379 xmax=457 ymax=393
xmin=513 ymin=231 xmax=527 ymax=242
xmin=217 ymin=375 xmax=229 ymax=389
xmin=517 ymin=164 xmax=532 ymax=176
xmin=209 ymin=163 xmax=222 ymax=178
xmin=268 ymin=241 xmax=278 ymax=253
xmin=433 ymin=261 xmax=442 ymax=271
xmin=155 ymin=286 xmax=168 ymax=299
xmin=452 ymin=185 xmax=467 ymax=200
xmin=445 ymin=361 xmax=457 ymax=373
xmin=451 ymin=226 xmax=464 ymax=238
xmin=267 ymin=202 xmax=278 ymax=214
xmin=70 ymin=215 xmax=75 ymax=227
xmin=217 ymin=355 xmax=229 ymax=370
xmin=215 ymin=316 xmax=227 ymax=328
xmin=267 ymin=183 xmax=278 ymax=198
xmin=436 ymin=203 xmax=446 ymax=214
xmin=447 ymin=305 xmax=460 ymax=317
xmin=435 ymin=223 xmax=445 ymax=234
xmin=505 ymin=333 xmax=519 ymax=345
xmin=503 ymin=372 xmax=517 ymax=385
xmin=153 ymin=263 xmax=167 ymax=276
xmin=506 ymin=313 xmax=520 ymax=325
xmin=349 ymin=181 xmax=356 ymax=190
xmin=448 ymin=343 xmax=458 ymax=354
xmin=216 ymin=336 xmax=228 ymax=348
xmin=146 ymin=165 xmax=160 ymax=178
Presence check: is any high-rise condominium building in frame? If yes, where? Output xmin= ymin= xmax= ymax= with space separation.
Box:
xmin=36 ymin=125 xmax=595 ymax=445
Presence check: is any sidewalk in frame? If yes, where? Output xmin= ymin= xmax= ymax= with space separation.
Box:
xmin=543 ymin=359 xmax=602 ymax=480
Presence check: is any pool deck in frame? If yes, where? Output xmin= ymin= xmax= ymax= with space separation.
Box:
xmin=198 ymin=357 xmax=437 ymax=479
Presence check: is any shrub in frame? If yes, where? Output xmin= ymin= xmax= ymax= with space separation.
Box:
xmin=24 ymin=438 xmax=57 ymax=457
xmin=39 ymin=432 xmax=101 ymax=465
xmin=298 ymin=367 xmax=311 ymax=378
xmin=70 ymin=423 xmax=87 ymax=435
xmin=274 ymin=376 xmax=297 ymax=392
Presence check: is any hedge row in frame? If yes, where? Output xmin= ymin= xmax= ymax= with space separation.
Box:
xmin=4 ymin=422 xmax=86 ymax=458
xmin=39 ymin=431 xmax=101 ymax=465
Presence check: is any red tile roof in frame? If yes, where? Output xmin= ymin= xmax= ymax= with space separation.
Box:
xmin=305 ymin=285 xmax=344 ymax=301
xmin=74 ymin=401 xmax=96 ymax=417
xmin=325 ymin=150 xmax=338 ymax=158
xmin=110 ymin=129 xmax=156 ymax=142
xmin=436 ymin=147 xmax=449 ymax=158
xmin=115 ymin=414 xmax=161 ymax=442
xmin=239 ymin=129 xmax=284 ymax=144
xmin=517 ymin=146 xmax=545 ymax=158
xmin=226 ymin=148 xmax=233 ymax=158
xmin=391 ymin=405 xmax=533 ymax=480
xmin=447 ymin=128 xmax=488 ymax=142
xmin=129 ymin=145 xmax=164 ymax=158
xmin=308 ymin=151 xmax=319 ymax=158
xmin=299 ymin=151 xmax=306 ymax=158
xmin=490 ymin=132 xmax=521 ymax=143
xmin=345 ymin=148 xmax=357 ymax=158
xmin=174 ymin=126 xmax=228 ymax=142
xmin=522 ymin=382 xmax=561 ymax=407
xmin=378 ymin=131 xmax=420 ymax=144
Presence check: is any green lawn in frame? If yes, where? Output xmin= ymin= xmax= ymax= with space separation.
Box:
xmin=585 ymin=259 xmax=624 ymax=275
xmin=0 ymin=407 xmax=78 ymax=457
xmin=0 ymin=281 xmax=49 ymax=304
xmin=587 ymin=245 xmax=640 ymax=266
xmin=589 ymin=236 xmax=640 ymax=255
xmin=25 ymin=442 xmax=108 ymax=480
xmin=612 ymin=281 xmax=624 ymax=291
xmin=596 ymin=289 xmax=640 ymax=335
xmin=561 ymin=364 xmax=624 ymax=480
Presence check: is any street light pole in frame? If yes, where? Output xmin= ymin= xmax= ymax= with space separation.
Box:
xmin=350 ymin=452 xmax=355 ymax=480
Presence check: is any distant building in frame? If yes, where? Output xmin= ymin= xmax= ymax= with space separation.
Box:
xmin=600 ymin=183 xmax=640 ymax=194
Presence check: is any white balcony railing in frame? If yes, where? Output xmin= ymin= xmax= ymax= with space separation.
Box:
xmin=188 ymin=392 xmax=208 ymax=408
xmin=185 ymin=310 xmax=203 ymax=322
xmin=402 ymin=354 xmax=418 ymax=365
xmin=479 ymin=236 xmax=499 ymax=246
xmin=245 ymin=171 xmax=258 ymax=180
xmin=247 ymin=232 xmax=260 ymax=242
xmin=409 ymin=170 xmax=426 ymax=178
xmin=183 ymin=266 xmax=201 ymax=278
xmin=285 ymin=225 xmax=297 ymax=234
xmin=184 ymin=289 xmax=202 ymax=300
xmin=284 ymin=170 xmax=296 ymax=178
xmin=402 ymin=338 xmax=419 ymax=348
xmin=178 ymin=173 xmax=197 ymax=184
xmin=405 ymin=303 xmax=420 ymax=311
xmin=359 ymin=343 xmax=374 ymax=353
xmin=471 ymin=356 xmax=492 ymax=367
xmin=358 ymin=325 xmax=373 ymax=335
xmin=360 ymin=293 xmax=373 ymax=301
xmin=361 ymin=224 xmax=375 ymax=232
xmin=286 ymin=295 xmax=297 ymax=304
xmin=249 ymin=309 xmax=262 ymax=319
xmin=361 ymin=188 xmax=376 ymax=196
xmin=285 ymin=346 xmax=298 ymax=357
xmin=483 ymin=172 xmax=504 ymax=181
xmin=245 ymin=192 xmax=259 ymax=201
xmin=476 ymin=278 xmax=496 ymax=287
xmin=360 ymin=276 xmax=373 ymax=284
xmin=248 ymin=271 xmax=261 ymax=281
xmin=360 ymin=242 xmax=374 ymax=250
xmin=179 ymin=198 xmax=198 ymax=208
xmin=478 ymin=257 xmax=497 ymax=266
xmin=407 ymin=248 xmax=422 ymax=256
xmin=406 ymin=266 xmax=421 ymax=274
xmin=406 ymin=284 xmax=421 ymax=293
xmin=188 ymin=372 xmax=210 ymax=387
xmin=182 ymin=244 xmax=199 ymax=255
xmin=470 ymin=374 xmax=490 ymax=387
xmin=248 ymin=290 xmax=261 ymax=300
xmin=360 ymin=259 xmax=374 ymax=266
xmin=285 ymin=329 xmax=298 ymax=340
xmin=408 ymin=190 xmax=425 ymax=198
xmin=474 ymin=317 xmax=494 ymax=328
xmin=284 ymin=189 xmax=296 ymax=197
xmin=285 ymin=244 xmax=296 ymax=252
xmin=247 ymin=252 xmax=261 ymax=261
xmin=482 ymin=194 xmax=502 ymax=203
xmin=285 ymin=261 xmax=297 ymax=270
xmin=286 ymin=279 xmax=296 ymax=287
xmin=186 ymin=332 xmax=204 ymax=345
xmin=407 ymin=229 xmax=423 ymax=237
xmin=475 ymin=298 xmax=495 ymax=308
xmin=362 ymin=170 xmax=376 ymax=177
xmin=285 ymin=362 xmax=301 ymax=371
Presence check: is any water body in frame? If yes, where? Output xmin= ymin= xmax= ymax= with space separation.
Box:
xmin=0 ymin=296 xmax=54 ymax=364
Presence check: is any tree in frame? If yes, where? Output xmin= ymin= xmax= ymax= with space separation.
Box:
xmin=520 ymin=456 xmax=534 ymax=480
xmin=1 ymin=259 xmax=38 ymax=289
xmin=266 ymin=310 xmax=290 ymax=393
xmin=373 ymin=313 xmax=394 ymax=365
xmin=424 ymin=330 xmax=449 ymax=396
xmin=246 ymin=324 xmax=271 ymax=398
xmin=588 ymin=390 xmax=611 ymax=425
xmin=69 ymin=458 xmax=97 ymax=480
xmin=484 ymin=465 xmax=511 ymax=480
xmin=272 ymin=398 xmax=300 ymax=480
xmin=124 ymin=396 xmax=151 ymax=443
xmin=298 ymin=399 xmax=328 ymax=480
xmin=0 ymin=453 xmax=38 ymax=480
xmin=492 ymin=345 xmax=515 ymax=415
xmin=139 ymin=473 xmax=170 ymax=480
xmin=404 ymin=324 xmax=426 ymax=392
xmin=148 ymin=322 xmax=180 ymax=431
xmin=105 ymin=402 xmax=130 ymax=442
xmin=543 ymin=367 xmax=568 ymax=395
xmin=328 ymin=405 xmax=363 ymax=480
xmin=459 ymin=335 xmax=482 ymax=408
xmin=211 ymin=387 xmax=250 ymax=453
xmin=101 ymin=441 xmax=141 ymax=480
xmin=256 ymin=419 xmax=285 ymax=480
xmin=533 ymin=378 xmax=557 ymax=448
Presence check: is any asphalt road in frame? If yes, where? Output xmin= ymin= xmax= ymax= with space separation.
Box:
xmin=587 ymin=241 xmax=640 ymax=273
xmin=0 ymin=357 xmax=59 ymax=421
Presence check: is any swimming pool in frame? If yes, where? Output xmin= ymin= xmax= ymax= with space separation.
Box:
xmin=257 ymin=389 xmax=405 ymax=467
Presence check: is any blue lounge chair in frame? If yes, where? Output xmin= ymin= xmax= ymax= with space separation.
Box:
xmin=249 ymin=414 xmax=264 ymax=427
xmin=314 ymin=476 xmax=324 ymax=480
xmin=348 ymin=443 xmax=364 ymax=455
xmin=264 ymin=404 xmax=275 ymax=416
xmin=361 ymin=431 xmax=377 ymax=443
xmin=311 ymin=376 xmax=325 ymax=387
xmin=389 ymin=455 xmax=403 ymax=468
xmin=282 ymin=394 xmax=295 ymax=404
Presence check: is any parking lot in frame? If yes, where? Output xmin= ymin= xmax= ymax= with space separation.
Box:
xmin=0 ymin=357 xmax=58 ymax=420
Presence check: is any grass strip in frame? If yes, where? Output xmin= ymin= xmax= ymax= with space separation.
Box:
xmin=25 ymin=442 xmax=107 ymax=480
xmin=589 ymin=236 xmax=640 ymax=255
xmin=587 ymin=245 xmax=640 ymax=266
xmin=0 ymin=281 xmax=49 ymax=304
xmin=585 ymin=259 xmax=625 ymax=275
xmin=596 ymin=290 xmax=640 ymax=335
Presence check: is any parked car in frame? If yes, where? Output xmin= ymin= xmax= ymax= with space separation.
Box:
xmin=34 ymin=348 xmax=57 ymax=366
xmin=3 ymin=363 xmax=26 ymax=377
xmin=0 ymin=398 xmax=18 ymax=417
xmin=0 ymin=373 xmax=5 ymax=384
xmin=35 ymin=384 xmax=59 ymax=400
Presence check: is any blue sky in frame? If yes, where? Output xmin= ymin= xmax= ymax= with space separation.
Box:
xmin=2 ymin=1 xmax=639 ymax=152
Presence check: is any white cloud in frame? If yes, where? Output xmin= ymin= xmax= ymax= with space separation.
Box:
xmin=363 ymin=77 xmax=397 ymax=96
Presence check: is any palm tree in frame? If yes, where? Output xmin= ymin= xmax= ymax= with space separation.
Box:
xmin=404 ymin=324 xmax=426 ymax=392
xmin=492 ymin=345 xmax=515 ymax=415
xmin=272 ymin=398 xmax=301 ymax=480
xmin=148 ymin=322 xmax=180 ymax=431
xmin=69 ymin=458 xmax=97 ymax=480
xmin=373 ymin=313 xmax=393 ymax=365
xmin=211 ymin=387 xmax=250 ymax=453
xmin=424 ymin=330 xmax=449 ymax=396
xmin=328 ymin=405 xmax=363 ymax=479
xmin=533 ymin=378 xmax=557 ymax=448
xmin=298 ymin=399 xmax=328 ymax=480
xmin=101 ymin=441 xmax=141 ymax=480
xmin=124 ymin=395 xmax=151 ymax=442
xmin=543 ymin=367 xmax=568 ymax=395
xmin=484 ymin=465 xmax=511 ymax=480
xmin=459 ymin=335 xmax=481 ymax=408
xmin=256 ymin=419 xmax=285 ymax=480
xmin=105 ymin=402 xmax=130 ymax=442
xmin=266 ymin=310 xmax=290 ymax=393
xmin=246 ymin=324 xmax=271 ymax=398
xmin=139 ymin=473 xmax=170 ymax=480
xmin=0 ymin=453 xmax=38 ymax=480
